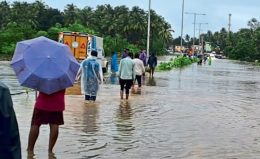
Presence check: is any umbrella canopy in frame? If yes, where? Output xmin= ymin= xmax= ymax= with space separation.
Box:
xmin=11 ymin=36 xmax=80 ymax=94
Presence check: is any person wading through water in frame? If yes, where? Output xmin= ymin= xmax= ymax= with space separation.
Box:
xmin=118 ymin=52 xmax=135 ymax=100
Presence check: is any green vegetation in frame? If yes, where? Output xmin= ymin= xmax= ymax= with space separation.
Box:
xmin=0 ymin=1 xmax=173 ymax=58
xmin=175 ymin=18 xmax=260 ymax=62
xmin=203 ymin=19 xmax=260 ymax=62
xmin=0 ymin=1 xmax=259 ymax=62
xmin=158 ymin=56 xmax=198 ymax=71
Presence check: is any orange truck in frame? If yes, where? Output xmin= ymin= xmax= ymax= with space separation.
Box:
xmin=58 ymin=32 xmax=108 ymax=73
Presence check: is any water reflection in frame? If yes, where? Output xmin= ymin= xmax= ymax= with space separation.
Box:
xmin=113 ymin=101 xmax=136 ymax=152
xmin=110 ymin=74 xmax=118 ymax=85
xmin=146 ymin=77 xmax=156 ymax=86
xmin=27 ymin=152 xmax=57 ymax=159
xmin=2 ymin=59 xmax=260 ymax=158
xmin=48 ymin=153 xmax=57 ymax=159
xmin=118 ymin=101 xmax=133 ymax=121
xmin=27 ymin=152 xmax=35 ymax=159
xmin=82 ymin=103 xmax=99 ymax=134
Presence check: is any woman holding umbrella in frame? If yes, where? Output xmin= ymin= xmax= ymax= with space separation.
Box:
xmin=10 ymin=37 xmax=80 ymax=156
xmin=27 ymin=89 xmax=66 ymax=156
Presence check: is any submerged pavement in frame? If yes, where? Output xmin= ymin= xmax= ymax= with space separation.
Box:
xmin=1 ymin=59 xmax=260 ymax=159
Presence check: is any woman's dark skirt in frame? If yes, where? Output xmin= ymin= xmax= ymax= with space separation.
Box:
xmin=31 ymin=108 xmax=64 ymax=126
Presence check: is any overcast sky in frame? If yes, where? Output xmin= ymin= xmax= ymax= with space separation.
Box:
xmin=5 ymin=0 xmax=260 ymax=38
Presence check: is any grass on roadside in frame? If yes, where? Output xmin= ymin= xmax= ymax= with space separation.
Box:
xmin=157 ymin=56 xmax=198 ymax=71
xmin=0 ymin=54 xmax=12 ymax=61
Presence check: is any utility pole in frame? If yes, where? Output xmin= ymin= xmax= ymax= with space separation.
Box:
xmin=185 ymin=12 xmax=206 ymax=52
xmin=146 ymin=0 xmax=151 ymax=59
xmin=228 ymin=13 xmax=232 ymax=33
xmin=180 ymin=0 xmax=185 ymax=49
xmin=201 ymin=35 xmax=204 ymax=54
xmin=197 ymin=22 xmax=208 ymax=52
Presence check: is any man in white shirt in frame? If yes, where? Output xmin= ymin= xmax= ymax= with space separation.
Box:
xmin=118 ymin=52 xmax=135 ymax=100
xmin=133 ymin=53 xmax=145 ymax=89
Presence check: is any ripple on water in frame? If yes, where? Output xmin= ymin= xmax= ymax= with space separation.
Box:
xmin=2 ymin=60 xmax=260 ymax=158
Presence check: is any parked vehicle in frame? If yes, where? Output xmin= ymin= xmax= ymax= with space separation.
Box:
xmin=58 ymin=32 xmax=108 ymax=73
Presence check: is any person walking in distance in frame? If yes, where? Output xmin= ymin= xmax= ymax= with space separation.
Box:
xmin=139 ymin=49 xmax=147 ymax=66
xmin=147 ymin=53 xmax=157 ymax=78
xmin=118 ymin=52 xmax=135 ymax=100
xmin=111 ymin=51 xmax=118 ymax=74
xmin=132 ymin=53 xmax=145 ymax=92
xmin=139 ymin=49 xmax=147 ymax=78
xmin=122 ymin=48 xmax=129 ymax=59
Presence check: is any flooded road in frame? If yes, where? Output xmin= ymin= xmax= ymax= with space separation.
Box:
xmin=1 ymin=59 xmax=260 ymax=159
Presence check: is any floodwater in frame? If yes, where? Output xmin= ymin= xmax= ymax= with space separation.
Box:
xmin=1 ymin=59 xmax=260 ymax=159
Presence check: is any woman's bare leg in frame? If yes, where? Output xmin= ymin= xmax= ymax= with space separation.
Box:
xmin=27 ymin=125 xmax=40 ymax=154
xmin=48 ymin=124 xmax=59 ymax=153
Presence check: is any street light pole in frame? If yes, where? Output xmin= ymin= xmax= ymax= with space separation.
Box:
xmin=197 ymin=22 xmax=208 ymax=49
xmin=147 ymin=0 xmax=151 ymax=58
xmin=193 ymin=14 xmax=196 ymax=46
xmin=180 ymin=0 xmax=184 ymax=48
xmin=185 ymin=12 xmax=206 ymax=50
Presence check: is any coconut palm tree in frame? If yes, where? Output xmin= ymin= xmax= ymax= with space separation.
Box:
xmin=248 ymin=18 xmax=260 ymax=30
xmin=113 ymin=5 xmax=129 ymax=35
xmin=64 ymin=4 xmax=79 ymax=26
xmin=185 ymin=34 xmax=190 ymax=43
xmin=11 ymin=1 xmax=39 ymax=29
xmin=79 ymin=6 xmax=94 ymax=28
xmin=0 ymin=1 xmax=11 ymax=29
xmin=127 ymin=6 xmax=146 ymax=44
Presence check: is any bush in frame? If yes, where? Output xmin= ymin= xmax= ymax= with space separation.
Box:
xmin=158 ymin=56 xmax=196 ymax=71
xmin=1 ymin=43 xmax=16 ymax=54
xmin=104 ymin=35 xmax=139 ymax=57
xmin=35 ymin=31 xmax=48 ymax=37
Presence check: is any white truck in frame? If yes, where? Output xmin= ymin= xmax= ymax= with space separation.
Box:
xmin=87 ymin=35 xmax=108 ymax=73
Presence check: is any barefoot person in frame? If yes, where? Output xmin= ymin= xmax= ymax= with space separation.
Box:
xmin=77 ymin=50 xmax=103 ymax=103
xmin=132 ymin=53 xmax=145 ymax=92
xmin=147 ymin=53 xmax=157 ymax=78
xmin=27 ymin=89 xmax=66 ymax=155
xmin=118 ymin=52 xmax=135 ymax=100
